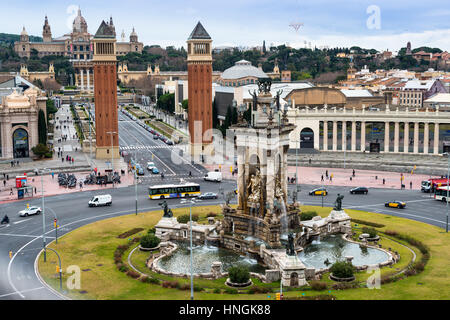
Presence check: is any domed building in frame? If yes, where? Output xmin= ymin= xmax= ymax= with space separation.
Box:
xmin=14 ymin=9 xmax=143 ymax=92
xmin=218 ymin=60 xmax=268 ymax=87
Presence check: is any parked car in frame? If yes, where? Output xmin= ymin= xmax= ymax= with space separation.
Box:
xmin=198 ymin=192 xmax=218 ymax=200
xmin=309 ymin=187 xmax=327 ymax=196
xmin=350 ymin=187 xmax=368 ymax=194
xmin=153 ymin=135 xmax=159 ymax=140
xmin=150 ymin=167 xmax=159 ymax=174
xmin=88 ymin=194 xmax=112 ymax=207
xmin=385 ymin=201 xmax=406 ymax=209
xmin=166 ymin=140 xmax=174 ymax=145
xmin=19 ymin=206 xmax=41 ymax=217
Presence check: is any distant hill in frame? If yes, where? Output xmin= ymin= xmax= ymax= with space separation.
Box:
xmin=0 ymin=33 xmax=42 ymax=45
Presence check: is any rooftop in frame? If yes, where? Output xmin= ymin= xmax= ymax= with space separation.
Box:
xmin=188 ymin=21 xmax=211 ymax=40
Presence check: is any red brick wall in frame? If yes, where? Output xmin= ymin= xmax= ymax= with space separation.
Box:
xmin=188 ymin=63 xmax=212 ymax=144
xmin=94 ymin=62 xmax=118 ymax=147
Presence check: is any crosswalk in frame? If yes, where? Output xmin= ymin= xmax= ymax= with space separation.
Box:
xmin=119 ymin=145 xmax=178 ymax=151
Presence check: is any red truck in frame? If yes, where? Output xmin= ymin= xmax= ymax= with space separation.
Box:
xmin=421 ymin=178 xmax=449 ymax=193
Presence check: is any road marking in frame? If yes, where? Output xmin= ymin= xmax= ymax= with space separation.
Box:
xmin=0 ymin=233 xmax=55 ymax=239
xmin=13 ymin=219 xmax=30 ymax=225
xmin=0 ymin=287 xmax=45 ymax=298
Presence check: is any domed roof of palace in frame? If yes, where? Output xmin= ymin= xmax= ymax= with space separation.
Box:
xmin=73 ymin=8 xmax=88 ymax=33
xmin=4 ymin=90 xmax=31 ymax=108
xmin=130 ymin=27 xmax=137 ymax=37
xmin=221 ymin=60 xmax=267 ymax=80
xmin=21 ymin=26 xmax=28 ymax=36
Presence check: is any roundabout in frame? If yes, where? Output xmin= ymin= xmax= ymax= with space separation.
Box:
xmin=35 ymin=204 xmax=450 ymax=300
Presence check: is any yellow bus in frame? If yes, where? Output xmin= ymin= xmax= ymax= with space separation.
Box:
xmin=148 ymin=182 xmax=200 ymax=200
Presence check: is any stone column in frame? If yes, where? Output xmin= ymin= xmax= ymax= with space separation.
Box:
xmin=361 ymin=121 xmax=366 ymax=152
xmin=404 ymin=122 xmax=409 ymax=153
xmin=434 ymin=123 xmax=440 ymax=155
xmin=413 ymin=122 xmax=419 ymax=154
xmin=394 ymin=122 xmax=399 ymax=153
xmin=80 ymin=69 xmax=84 ymax=91
xmin=351 ymin=121 xmax=356 ymax=151
xmin=384 ymin=121 xmax=390 ymax=153
xmin=332 ymin=121 xmax=337 ymax=151
xmin=342 ymin=121 xmax=346 ymax=151
xmin=423 ymin=122 xmax=429 ymax=154
xmin=323 ymin=121 xmax=328 ymax=151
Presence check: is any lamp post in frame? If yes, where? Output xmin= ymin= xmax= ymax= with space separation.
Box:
xmin=106 ymin=131 xmax=117 ymax=187
xmin=46 ymin=247 xmax=63 ymax=292
xmin=181 ymin=198 xmax=199 ymax=300
xmin=39 ymin=168 xmax=50 ymax=262
xmin=444 ymin=153 xmax=449 ymax=233
xmin=87 ymin=101 xmax=93 ymax=168
xmin=134 ymin=146 xmax=138 ymax=215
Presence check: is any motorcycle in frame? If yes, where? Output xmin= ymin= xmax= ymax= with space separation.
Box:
xmin=1 ymin=215 xmax=9 ymax=225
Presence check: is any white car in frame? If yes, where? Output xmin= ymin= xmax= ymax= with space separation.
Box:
xmin=88 ymin=194 xmax=112 ymax=207
xmin=19 ymin=206 xmax=42 ymax=217
xmin=147 ymin=162 xmax=156 ymax=170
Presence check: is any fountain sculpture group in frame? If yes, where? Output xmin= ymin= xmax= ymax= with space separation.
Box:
xmin=154 ymin=78 xmax=358 ymax=287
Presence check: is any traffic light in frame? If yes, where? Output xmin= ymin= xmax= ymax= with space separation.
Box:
xmin=56 ymin=266 xmax=60 ymax=273
xmin=276 ymin=293 xmax=280 ymax=300
xmin=54 ymin=219 xmax=57 ymax=228
xmin=9 ymin=251 xmax=12 ymax=259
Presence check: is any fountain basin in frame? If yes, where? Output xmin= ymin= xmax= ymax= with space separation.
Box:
xmin=298 ymin=235 xmax=391 ymax=270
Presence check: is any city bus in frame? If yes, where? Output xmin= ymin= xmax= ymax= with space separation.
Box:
xmin=148 ymin=182 xmax=200 ymax=200
xmin=434 ymin=186 xmax=450 ymax=202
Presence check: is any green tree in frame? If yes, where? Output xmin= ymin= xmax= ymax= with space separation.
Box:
xmin=46 ymin=99 xmax=57 ymax=121
xmin=38 ymin=109 xmax=47 ymax=144
xmin=31 ymin=143 xmax=50 ymax=158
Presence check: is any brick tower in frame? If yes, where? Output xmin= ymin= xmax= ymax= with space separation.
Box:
xmin=187 ymin=22 xmax=213 ymax=159
xmin=92 ymin=20 xmax=119 ymax=159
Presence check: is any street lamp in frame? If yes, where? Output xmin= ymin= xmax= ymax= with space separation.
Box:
xmin=180 ymin=198 xmax=200 ymax=300
xmin=38 ymin=168 xmax=50 ymax=262
xmin=444 ymin=152 xmax=450 ymax=233
xmin=106 ymin=131 xmax=118 ymax=187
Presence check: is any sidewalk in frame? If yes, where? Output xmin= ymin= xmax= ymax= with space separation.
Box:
xmin=203 ymin=164 xmax=437 ymax=191
xmin=0 ymin=170 xmax=135 ymax=203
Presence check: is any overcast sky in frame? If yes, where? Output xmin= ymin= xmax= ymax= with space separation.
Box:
xmin=3 ymin=0 xmax=450 ymax=51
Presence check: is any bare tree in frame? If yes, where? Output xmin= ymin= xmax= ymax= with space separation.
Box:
xmin=128 ymin=75 xmax=155 ymax=96
xmin=42 ymin=78 xmax=62 ymax=92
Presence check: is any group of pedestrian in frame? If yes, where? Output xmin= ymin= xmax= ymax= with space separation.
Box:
xmin=321 ymin=170 xmax=333 ymax=182
xmin=288 ymin=177 xmax=296 ymax=184
xmin=10 ymin=160 xmax=20 ymax=167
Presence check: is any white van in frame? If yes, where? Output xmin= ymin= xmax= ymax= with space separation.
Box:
xmin=204 ymin=171 xmax=222 ymax=182
xmin=88 ymin=194 xmax=112 ymax=207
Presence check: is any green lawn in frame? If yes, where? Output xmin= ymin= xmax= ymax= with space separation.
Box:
xmin=38 ymin=205 xmax=449 ymax=300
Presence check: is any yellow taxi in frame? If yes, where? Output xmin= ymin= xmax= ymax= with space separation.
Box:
xmin=384 ymin=201 xmax=406 ymax=209
xmin=309 ymin=187 xmax=328 ymax=196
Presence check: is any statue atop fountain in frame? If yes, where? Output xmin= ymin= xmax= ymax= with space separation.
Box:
xmin=333 ymin=194 xmax=344 ymax=211
xmin=221 ymin=78 xmax=300 ymax=249
xmin=159 ymin=200 xmax=173 ymax=218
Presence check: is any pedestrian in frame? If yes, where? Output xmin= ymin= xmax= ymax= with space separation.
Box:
xmin=321 ymin=175 xmax=324 ymax=182
xmin=51 ymin=172 xmax=54 ymax=179
xmin=6 ymin=174 xmax=8 ymax=180
xmin=34 ymin=187 xmax=36 ymax=194
xmin=79 ymin=181 xmax=83 ymax=189
xmin=10 ymin=188 xmax=13 ymax=195
xmin=72 ymin=158 xmax=74 ymax=165
xmin=3 ymin=180 xmax=5 ymax=187
xmin=410 ymin=181 xmax=412 ymax=189
xmin=383 ymin=178 xmax=385 ymax=185
xmin=350 ymin=176 xmax=352 ymax=181
xmin=309 ymin=158 xmax=312 ymax=164
xmin=325 ymin=170 xmax=328 ymax=178
xmin=352 ymin=169 xmax=355 ymax=177
xmin=10 ymin=160 xmax=13 ymax=167
xmin=330 ymin=174 xmax=333 ymax=182
xmin=62 ymin=157 xmax=64 ymax=163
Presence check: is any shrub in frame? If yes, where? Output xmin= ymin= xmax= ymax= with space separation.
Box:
xmin=228 ymin=265 xmax=250 ymax=284
xmin=284 ymin=294 xmax=336 ymax=300
xmin=126 ymin=270 xmax=141 ymax=279
xmin=193 ymin=285 xmax=203 ymax=292
xmin=148 ymin=277 xmax=160 ymax=285
xmin=300 ymin=211 xmax=317 ymax=221
xmin=178 ymin=283 xmax=190 ymax=290
xmin=162 ymin=280 xmax=179 ymax=289
xmin=330 ymin=261 xmax=355 ymax=278
xmin=119 ymin=265 xmax=129 ymax=273
xmin=248 ymin=286 xmax=272 ymax=294
xmin=117 ymin=228 xmax=144 ymax=239
xmin=384 ymin=230 xmax=398 ymax=237
xmin=140 ymin=234 xmax=161 ymax=249
xmin=331 ymin=282 xmax=359 ymax=290
xmin=352 ymin=219 xmax=385 ymax=228
xmin=147 ymin=227 xmax=156 ymax=235
xmin=207 ymin=212 xmax=217 ymax=218
xmin=224 ymin=288 xmax=238 ymax=294
xmin=362 ymin=227 xmax=378 ymax=238
xmin=310 ymin=281 xmax=327 ymax=291
xmin=213 ymin=288 xmax=221 ymax=294
xmin=177 ymin=214 xmax=199 ymax=224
